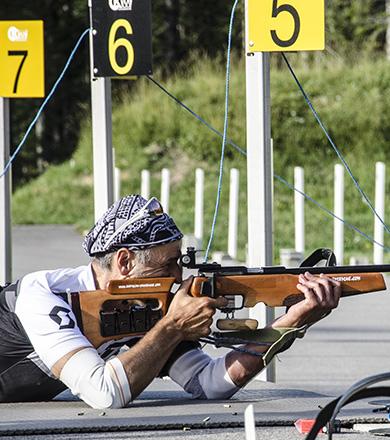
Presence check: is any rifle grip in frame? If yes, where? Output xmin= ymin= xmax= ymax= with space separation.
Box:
xmin=190 ymin=277 xmax=210 ymax=297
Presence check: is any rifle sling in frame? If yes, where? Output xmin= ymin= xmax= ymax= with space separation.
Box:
xmin=211 ymin=325 xmax=307 ymax=365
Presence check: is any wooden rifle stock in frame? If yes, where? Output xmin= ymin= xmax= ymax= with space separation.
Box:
xmin=69 ymin=254 xmax=390 ymax=347
xmin=190 ymin=272 xmax=387 ymax=307
xmin=70 ymin=277 xmax=175 ymax=348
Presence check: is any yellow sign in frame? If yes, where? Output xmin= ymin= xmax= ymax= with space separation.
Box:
xmin=0 ymin=21 xmax=45 ymax=98
xmin=248 ymin=0 xmax=325 ymax=52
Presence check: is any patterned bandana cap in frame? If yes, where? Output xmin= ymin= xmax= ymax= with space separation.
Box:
xmin=83 ymin=195 xmax=183 ymax=256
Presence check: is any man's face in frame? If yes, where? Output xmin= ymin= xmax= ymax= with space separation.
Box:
xmin=129 ymin=241 xmax=183 ymax=283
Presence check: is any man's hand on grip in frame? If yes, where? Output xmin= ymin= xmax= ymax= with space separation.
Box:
xmin=165 ymin=276 xmax=228 ymax=341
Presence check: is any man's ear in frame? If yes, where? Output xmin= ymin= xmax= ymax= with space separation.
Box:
xmin=116 ymin=248 xmax=136 ymax=275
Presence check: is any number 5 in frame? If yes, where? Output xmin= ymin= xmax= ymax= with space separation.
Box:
xmin=270 ymin=0 xmax=301 ymax=48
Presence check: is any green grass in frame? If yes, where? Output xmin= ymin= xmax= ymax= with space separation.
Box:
xmin=12 ymin=56 xmax=390 ymax=263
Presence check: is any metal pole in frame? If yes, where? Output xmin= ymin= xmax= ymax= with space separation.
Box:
xmin=334 ymin=164 xmax=344 ymax=265
xmin=294 ymin=167 xmax=305 ymax=254
xmin=114 ymin=167 xmax=121 ymax=202
xmin=141 ymin=170 xmax=150 ymax=199
xmin=228 ymin=168 xmax=239 ymax=259
xmin=112 ymin=148 xmax=120 ymax=202
xmin=89 ymin=2 xmax=114 ymax=221
xmin=0 ymin=98 xmax=12 ymax=284
xmin=374 ymin=162 xmax=385 ymax=264
xmin=161 ymin=168 xmax=170 ymax=214
xmin=90 ymin=77 xmax=114 ymax=221
xmin=245 ymin=0 xmax=275 ymax=382
xmin=194 ymin=168 xmax=204 ymax=245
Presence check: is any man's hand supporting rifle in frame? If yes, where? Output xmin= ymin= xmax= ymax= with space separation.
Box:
xmin=225 ymin=272 xmax=341 ymax=387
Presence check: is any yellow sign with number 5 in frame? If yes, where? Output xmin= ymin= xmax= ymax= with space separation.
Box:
xmin=248 ymin=0 xmax=325 ymax=52
xmin=0 ymin=21 xmax=45 ymax=98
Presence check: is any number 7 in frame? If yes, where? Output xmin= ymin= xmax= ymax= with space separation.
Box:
xmin=8 ymin=50 xmax=28 ymax=94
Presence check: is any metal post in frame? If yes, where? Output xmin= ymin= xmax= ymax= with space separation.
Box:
xmin=90 ymin=77 xmax=114 ymax=221
xmin=0 ymin=98 xmax=12 ymax=284
xmin=161 ymin=168 xmax=170 ymax=213
xmin=114 ymin=167 xmax=121 ymax=202
xmin=89 ymin=3 xmax=114 ymax=222
xmin=294 ymin=167 xmax=305 ymax=254
xmin=112 ymin=148 xmax=120 ymax=202
xmin=228 ymin=168 xmax=239 ymax=259
xmin=141 ymin=170 xmax=150 ymax=199
xmin=245 ymin=0 xmax=275 ymax=382
xmin=334 ymin=164 xmax=344 ymax=265
xmin=194 ymin=168 xmax=204 ymax=245
xmin=374 ymin=162 xmax=386 ymax=264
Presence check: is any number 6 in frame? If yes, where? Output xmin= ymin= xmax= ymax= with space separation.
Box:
xmin=270 ymin=0 xmax=301 ymax=48
xmin=108 ymin=19 xmax=134 ymax=75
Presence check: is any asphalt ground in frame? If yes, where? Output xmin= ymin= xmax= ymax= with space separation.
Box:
xmin=4 ymin=225 xmax=390 ymax=440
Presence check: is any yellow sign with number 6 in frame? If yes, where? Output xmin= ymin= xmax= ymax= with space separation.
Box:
xmin=248 ymin=0 xmax=325 ymax=52
xmin=0 ymin=21 xmax=45 ymax=98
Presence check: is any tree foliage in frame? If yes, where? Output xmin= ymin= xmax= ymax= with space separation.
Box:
xmin=326 ymin=0 xmax=387 ymax=55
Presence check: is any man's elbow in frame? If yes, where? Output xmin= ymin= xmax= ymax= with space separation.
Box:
xmin=59 ymin=348 xmax=132 ymax=409
xmin=86 ymin=391 xmax=129 ymax=410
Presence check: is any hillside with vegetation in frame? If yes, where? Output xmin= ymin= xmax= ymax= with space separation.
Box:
xmin=12 ymin=56 xmax=390 ymax=263
xmin=1 ymin=0 xmax=387 ymax=184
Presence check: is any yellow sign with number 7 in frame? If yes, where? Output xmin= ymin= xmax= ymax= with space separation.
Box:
xmin=0 ymin=21 xmax=45 ymax=98
xmin=247 ymin=0 xmax=325 ymax=52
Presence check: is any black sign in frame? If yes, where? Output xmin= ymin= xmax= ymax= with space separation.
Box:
xmin=91 ymin=0 xmax=152 ymax=77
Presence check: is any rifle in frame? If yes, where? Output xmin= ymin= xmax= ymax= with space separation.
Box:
xmin=69 ymin=248 xmax=390 ymax=349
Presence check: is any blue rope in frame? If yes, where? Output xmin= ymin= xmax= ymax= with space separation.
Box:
xmin=281 ymin=52 xmax=390 ymax=235
xmin=0 ymin=28 xmax=90 ymax=179
xmin=147 ymin=77 xmax=388 ymax=252
xmin=204 ymin=0 xmax=240 ymax=262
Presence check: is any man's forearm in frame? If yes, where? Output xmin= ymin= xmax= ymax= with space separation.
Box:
xmin=224 ymin=309 xmax=301 ymax=387
xmin=225 ymin=345 xmax=267 ymax=387
xmin=225 ymin=307 xmax=313 ymax=386
xmin=116 ymin=316 xmax=183 ymax=399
